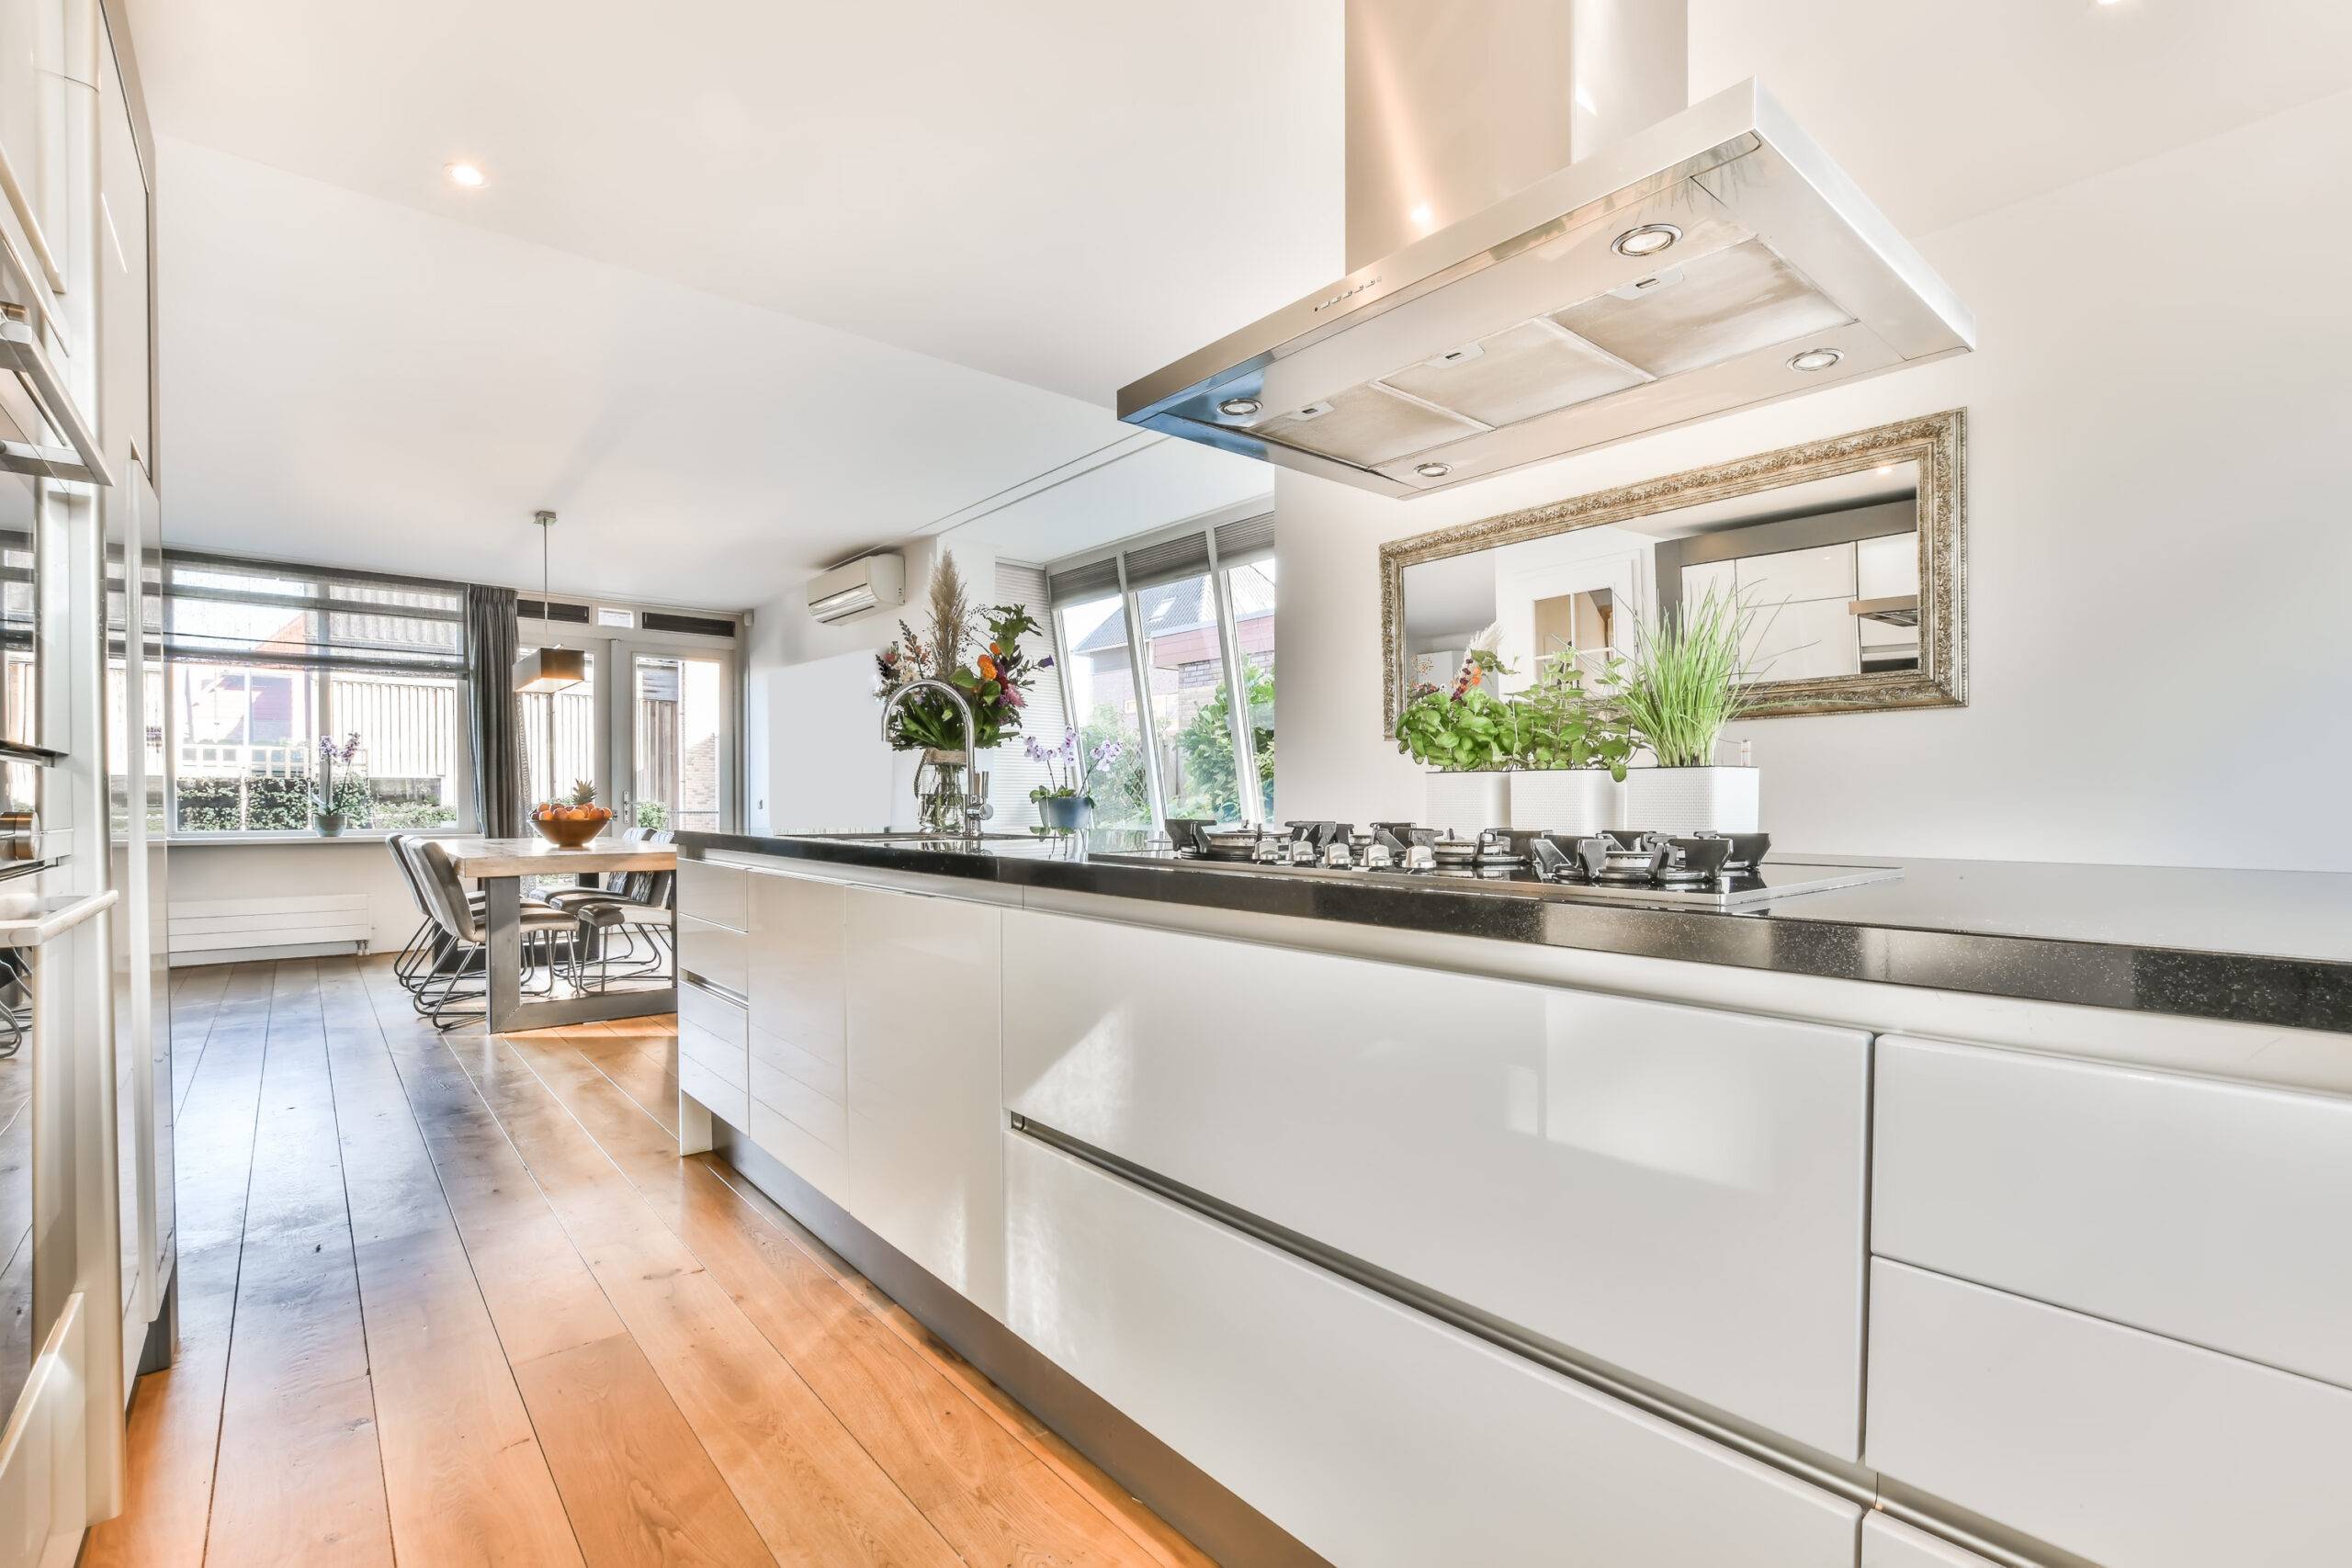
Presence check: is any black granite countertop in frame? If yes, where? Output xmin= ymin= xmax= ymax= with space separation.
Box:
xmin=675 ymin=829 xmax=2352 ymax=1033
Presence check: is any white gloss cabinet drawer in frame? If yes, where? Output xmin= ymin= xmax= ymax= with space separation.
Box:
xmin=675 ymin=858 xmax=748 ymax=932
xmin=747 ymin=868 xmax=845 ymax=1066
xmin=678 ymin=1053 xmax=747 ymax=1129
xmin=751 ymin=1100 xmax=850 ymax=1210
xmin=674 ymin=912 xmax=746 ymax=997
xmin=1004 ymin=1135 xmax=1861 ymax=1568
xmin=1001 ymin=908 xmax=1871 ymax=1457
xmin=1861 ymin=1517 xmax=1996 ymax=1568
xmin=847 ymin=886 xmax=1005 ymax=1319
xmin=1874 ymin=1036 xmax=2352 ymax=1388
xmin=1865 ymin=1259 xmax=2352 ymax=1568
xmin=677 ymin=980 xmax=745 ymax=1050
xmin=678 ymin=985 xmax=748 ymax=1093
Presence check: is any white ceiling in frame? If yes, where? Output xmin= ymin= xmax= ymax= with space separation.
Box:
xmin=128 ymin=0 xmax=1347 ymax=406
xmin=1688 ymin=0 xmax=2352 ymax=240
xmin=157 ymin=139 xmax=1144 ymax=606
xmin=133 ymin=0 xmax=2352 ymax=608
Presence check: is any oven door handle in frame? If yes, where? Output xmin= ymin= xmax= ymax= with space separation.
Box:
xmin=0 ymin=319 xmax=113 ymax=489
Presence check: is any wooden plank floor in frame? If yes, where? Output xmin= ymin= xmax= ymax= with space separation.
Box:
xmin=87 ymin=954 xmax=1212 ymax=1568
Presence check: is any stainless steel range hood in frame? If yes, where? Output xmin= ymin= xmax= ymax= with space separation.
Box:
xmin=1119 ymin=5 xmax=1973 ymax=500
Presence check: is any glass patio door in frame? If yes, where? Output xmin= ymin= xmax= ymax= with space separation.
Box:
xmin=517 ymin=628 xmax=734 ymax=833
xmin=615 ymin=646 xmax=730 ymax=833
xmin=518 ymin=646 xmax=602 ymax=814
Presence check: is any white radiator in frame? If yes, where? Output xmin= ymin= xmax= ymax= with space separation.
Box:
xmin=168 ymin=894 xmax=373 ymax=964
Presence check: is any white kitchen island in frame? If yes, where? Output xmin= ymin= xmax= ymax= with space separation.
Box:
xmin=673 ymin=832 xmax=2352 ymax=1568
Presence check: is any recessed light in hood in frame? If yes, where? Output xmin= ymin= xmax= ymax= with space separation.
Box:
xmin=1611 ymin=222 xmax=1681 ymax=258
xmin=1120 ymin=9 xmax=1973 ymax=500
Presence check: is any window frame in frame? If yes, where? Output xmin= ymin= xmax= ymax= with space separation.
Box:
xmin=1044 ymin=501 xmax=1275 ymax=829
xmin=157 ymin=552 xmax=476 ymax=842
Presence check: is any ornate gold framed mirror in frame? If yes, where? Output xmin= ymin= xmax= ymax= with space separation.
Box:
xmin=1381 ymin=409 xmax=1966 ymax=727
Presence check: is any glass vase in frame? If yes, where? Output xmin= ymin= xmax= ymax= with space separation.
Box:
xmin=913 ymin=750 xmax=992 ymax=835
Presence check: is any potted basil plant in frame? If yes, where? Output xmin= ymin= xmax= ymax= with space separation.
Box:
xmin=1617 ymin=585 xmax=1764 ymax=833
xmin=1025 ymin=728 xmax=1123 ymax=832
xmin=1510 ymin=648 xmax=1634 ymax=835
xmin=1394 ymin=642 xmax=1518 ymax=831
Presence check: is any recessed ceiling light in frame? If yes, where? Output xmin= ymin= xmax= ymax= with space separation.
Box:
xmin=1414 ymin=462 xmax=1452 ymax=479
xmin=446 ymin=161 xmax=487 ymax=189
xmin=1788 ymin=348 xmax=1844 ymax=373
xmin=1217 ymin=397 xmax=1261 ymax=417
xmin=1408 ymin=203 xmax=1435 ymax=231
xmin=1612 ymin=223 xmax=1681 ymax=259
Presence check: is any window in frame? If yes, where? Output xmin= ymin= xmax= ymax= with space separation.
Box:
xmin=161 ymin=555 xmax=470 ymax=836
xmin=630 ymin=651 xmax=723 ymax=832
xmin=519 ymin=646 xmax=597 ymax=811
xmin=171 ymin=663 xmax=321 ymax=831
xmin=1052 ymin=586 xmax=1153 ymax=829
xmin=1225 ymin=556 xmax=1277 ymax=818
xmin=1046 ymin=512 xmax=1276 ymax=829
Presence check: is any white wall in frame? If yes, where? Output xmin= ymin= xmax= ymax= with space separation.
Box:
xmin=1276 ymin=86 xmax=2352 ymax=872
xmin=743 ymin=532 xmax=1005 ymax=834
xmin=169 ymin=842 xmax=419 ymax=958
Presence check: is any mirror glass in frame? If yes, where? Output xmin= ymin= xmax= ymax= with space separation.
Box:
xmin=1385 ymin=412 xmax=1963 ymax=722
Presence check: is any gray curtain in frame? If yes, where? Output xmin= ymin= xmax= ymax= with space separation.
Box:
xmin=464 ymin=583 xmax=523 ymax=836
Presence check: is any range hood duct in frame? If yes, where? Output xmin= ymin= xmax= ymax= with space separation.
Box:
xmin=1119 ymin=0 xmax=1973 ymax=499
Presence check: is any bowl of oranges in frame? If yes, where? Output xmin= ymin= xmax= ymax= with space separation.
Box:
xmin=530 ymin=780 xmax=614 ymax=848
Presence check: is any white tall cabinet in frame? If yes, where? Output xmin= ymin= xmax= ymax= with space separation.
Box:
xmin=0 ymin=1 xmax=163 ymax=1562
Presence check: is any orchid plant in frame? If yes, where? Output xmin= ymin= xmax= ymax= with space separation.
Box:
xmin=311 ymin=732 xmax=366 ymax=815
xmin=1025 ymin=728 xmax=1123 ymax=805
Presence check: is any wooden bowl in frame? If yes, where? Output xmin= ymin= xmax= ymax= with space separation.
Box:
xmin=529 ymin=808 xmax=611 ymax=848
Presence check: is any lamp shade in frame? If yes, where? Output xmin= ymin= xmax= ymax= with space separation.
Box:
xmin=513 ymin=645 xmax=586 ymax=694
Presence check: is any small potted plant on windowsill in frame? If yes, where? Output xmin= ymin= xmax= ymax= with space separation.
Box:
xmin=311 ymin=732 xmax=366 ymax=836
xmin=1510 ymin=648 xmax=1634 ymax=834
xmin=1025 ymin=728 xmax=1123 ymax=832
xmin=1394 ymin=635 xmax=1518 ymax=831
xmin=1618 ymin=586 xmax=1764 ymax=833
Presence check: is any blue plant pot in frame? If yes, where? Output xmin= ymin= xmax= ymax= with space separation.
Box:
xmin=1037 ymin=795 xmax=1093 ymax=832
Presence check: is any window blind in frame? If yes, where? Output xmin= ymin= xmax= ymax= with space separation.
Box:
xmin=1046 ymin=513 xmax=1278 ymax=607
xmin=1213 ymin=511 xmax=1275 ymax=568
xmin=1046 ymin=555 xmax=1122 ymax=606
xmin=1119 ymin=531 xmax=1215 ymax=592
xmin=161 ymin=552 xmax=469 ymax=677
xmin=990 ymin=559 xmax=1066 ymax=829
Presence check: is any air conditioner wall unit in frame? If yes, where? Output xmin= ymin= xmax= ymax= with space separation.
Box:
xmin=806 ymin=553 xmax=905 ymax=625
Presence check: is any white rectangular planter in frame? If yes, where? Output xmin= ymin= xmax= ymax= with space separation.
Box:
xmin=1424 ymin=771 xmax=1512 ymax=832
xmin=1509 ymin=770 xmax=1622 ymax=835
xmin=1622 ymin=766 xmax=1760 ymax=834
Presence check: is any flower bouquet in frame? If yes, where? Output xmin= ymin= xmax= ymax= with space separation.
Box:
xmin=876 ymin=551 xmax=1051 ymax=830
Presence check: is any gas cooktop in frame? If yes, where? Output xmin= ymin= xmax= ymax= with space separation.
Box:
xmin=1106 ymin=820 xmax=1902 ymax=910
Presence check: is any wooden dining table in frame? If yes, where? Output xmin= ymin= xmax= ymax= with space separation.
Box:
xmin=433 ymin=836 xmax=678 ymax=1033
